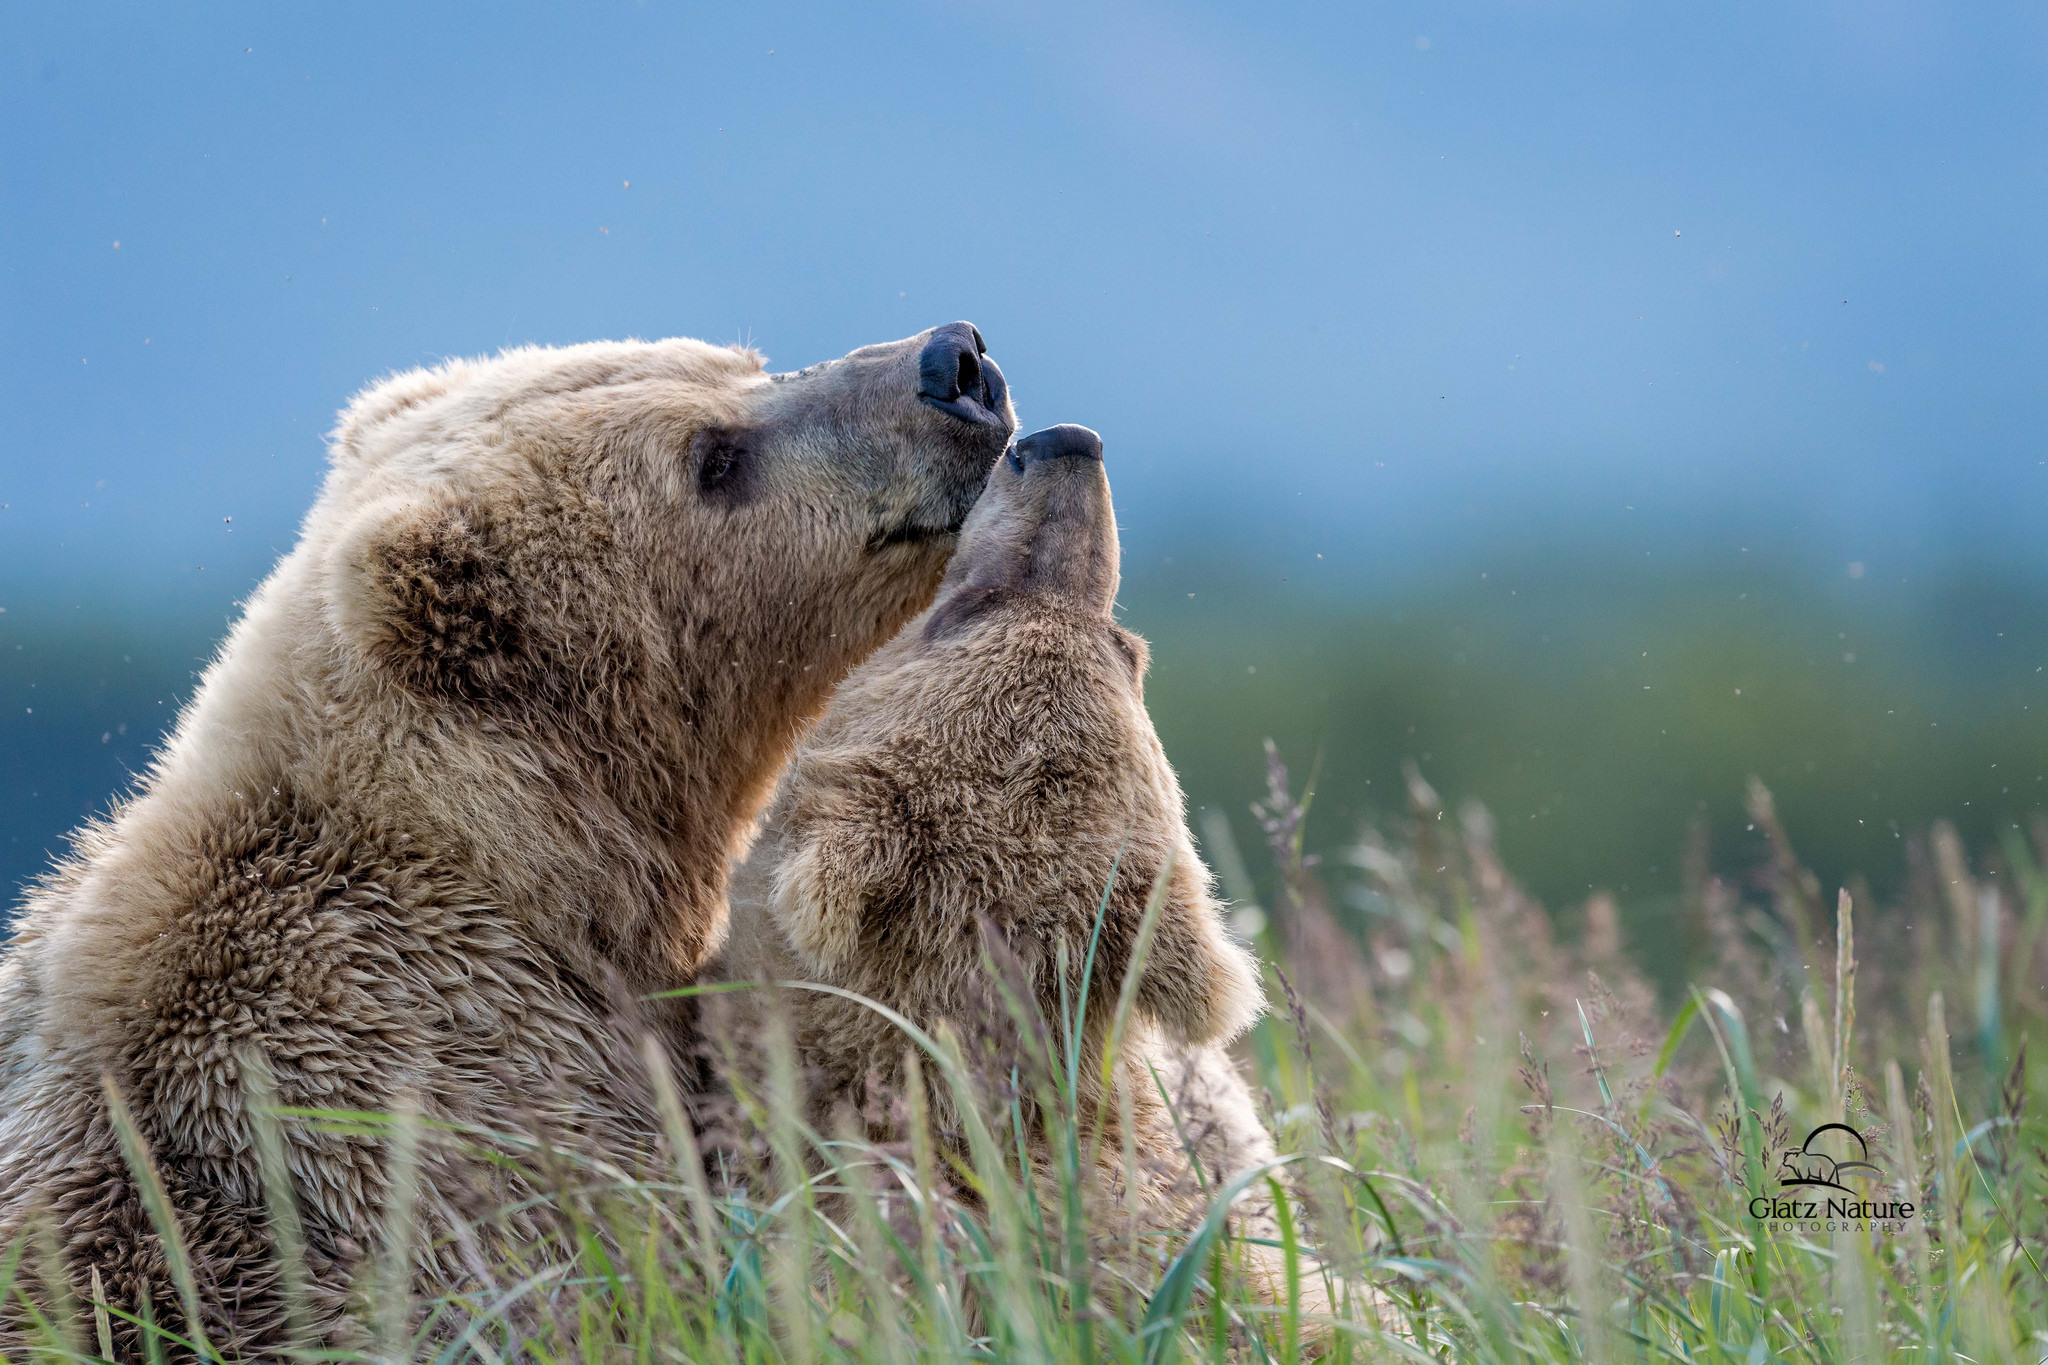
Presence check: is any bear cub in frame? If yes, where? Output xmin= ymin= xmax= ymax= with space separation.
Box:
xmin=715 ymin=422 xmax=1310 ymax=1303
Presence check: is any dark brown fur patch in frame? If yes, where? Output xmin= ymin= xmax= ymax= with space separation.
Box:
xmin=690 ymin=427 xmax=762 ymax=506
xmin=921 ymin=585 xmax=1019 ymax=642
xmin=360 ymin=500 xmax=521 ymax=700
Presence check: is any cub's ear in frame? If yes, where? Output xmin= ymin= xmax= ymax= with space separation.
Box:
xmin=1126 ymin=846 xmax=1265 ymax=1045
xmin=1108 ymin=625 xmax=1149 ymax=684
xmin=327 ymin=492 xmax=521 ymax=700
xmin=767 ymin=754 xmax=907 ymax=977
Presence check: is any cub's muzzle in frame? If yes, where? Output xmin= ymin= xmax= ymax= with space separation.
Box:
xmin=1010 ymin=423 xmax=1103 ymax=470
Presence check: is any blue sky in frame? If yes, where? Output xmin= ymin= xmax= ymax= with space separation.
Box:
xmin=3 ymin=1 xmax=2045 ymax=624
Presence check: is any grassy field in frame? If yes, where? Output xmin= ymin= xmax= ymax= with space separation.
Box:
xmin=5 ymin=748 xmax=2043 ymax=1363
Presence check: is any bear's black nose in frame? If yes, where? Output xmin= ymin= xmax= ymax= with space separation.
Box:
xmin=918 ymin=322 xmax=1008 ymax=428
xmin=1012 ymin=424 xmax=1103 ymax=467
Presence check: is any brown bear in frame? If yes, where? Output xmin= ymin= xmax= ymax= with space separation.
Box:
xmin=712 ymin=423 xmax=1321 ymax=1318
xmin=0 ymin=323 xmax=1016 ymax=1354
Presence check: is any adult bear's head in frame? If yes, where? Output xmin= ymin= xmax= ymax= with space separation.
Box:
xmin=302 ymin=324 xmax=1014 ymax=975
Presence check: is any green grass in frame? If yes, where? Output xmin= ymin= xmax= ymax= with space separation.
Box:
xmin=7 ymin=751 xmax=2048 ymax=1363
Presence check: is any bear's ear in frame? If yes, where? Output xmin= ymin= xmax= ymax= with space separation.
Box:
xmin=1108 ymin=625 xmax=1149 ymax=685
xmin=766 ymin=753 xmax=907 ymax=977
xmin=1124 ymin=848 xmax=1265 ymax=1046
xmin=329 ymin=493 xmax=522 ymax=700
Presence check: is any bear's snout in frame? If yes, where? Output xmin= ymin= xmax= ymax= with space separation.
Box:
xmin=1010 ymin=423 xmax=1103 ymax=470
xmin=917 ymin=321 xmax=1009 ymax=429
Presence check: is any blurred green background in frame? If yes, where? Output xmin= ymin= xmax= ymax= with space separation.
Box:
xmin=11 ymin=542 xmax=2044 ymax=948
xmin=1129 ymin=548 xmax=2047 ymax=909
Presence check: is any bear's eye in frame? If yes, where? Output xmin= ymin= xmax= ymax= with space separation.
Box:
xmin=691 ymin=428 xmax=758 ymax=504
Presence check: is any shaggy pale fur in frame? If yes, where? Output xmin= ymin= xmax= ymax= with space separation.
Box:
xmin=712 ymin=426 xmax=1315 ymax=1310
xmin=0 ymin=326 xmax=1015 ymax=1354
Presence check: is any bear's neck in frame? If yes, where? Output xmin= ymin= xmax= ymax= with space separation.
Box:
xmin=380 ymin=629 xmax=856 ymax=994
xmin=81 ymin=552 xmax=895 ymax=1013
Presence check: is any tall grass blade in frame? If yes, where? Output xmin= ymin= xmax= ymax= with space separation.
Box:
xmin=1651 ymin=995 xmax=1700 ymax=1084
xmin=1141 ymin=1155 xmax=1306 ymax=1365
xmin=638 ymin=1033 xmax=721 ymax=1292
xmin=1070 ymin=833 xmax=1130 ymax=1102
xmin=1976 ymin=885 xmax=2003 ymax=1083
xmin=240 ymin=1046 xmax=316 ymax=1354
xmin=762 ymin=1013 xmax=820 ymax=1365
xmin=101 ymin=1071 xmax=219 ymax=1362
xmin=1546 ymin=1119 xmax=1612 ymax=1365
xmin=27 ymin=1215 xmax=83 ymax=1362
xmin=1268 ymin=1175 xmax=1303 ymax=1363
xmin=1094 ymin=849 xmax=1178 ymax=1107
xmin=1832 ymin=887 xmax=1855 ymax=1106
xmin=902 ymin=1046 xmax=964 ymax=1357
xmin=1883 ymin=1060 xmax=1932 ymax=1332
xmin=373 ymin=1093 xmax=422 ymax=1365
xmin=90 ymin=1264 xmax=115 ymax=1361
xmin=1799 ymin=990 xmax=1831 ymax=1121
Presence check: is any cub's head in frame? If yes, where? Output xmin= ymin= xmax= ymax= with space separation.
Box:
xmin=767 ymin=424 xmax=1264 ymax=1047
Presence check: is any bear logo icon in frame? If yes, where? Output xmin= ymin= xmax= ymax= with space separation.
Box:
xmin=1778 ymin=1123 xmax=1884 ymax=1192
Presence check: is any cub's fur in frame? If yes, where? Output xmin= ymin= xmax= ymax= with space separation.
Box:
xmin=0 ymin=326 xmax=1015 ymax=1354
xmin=714 ymin=424 xmax=1316 ymax=1310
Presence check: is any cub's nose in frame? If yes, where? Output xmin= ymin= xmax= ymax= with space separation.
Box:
xmin=1012 ymin=423 xmax=1103 ymax=468
xmin=917 ymin=322 xmax=1009 ymax=428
